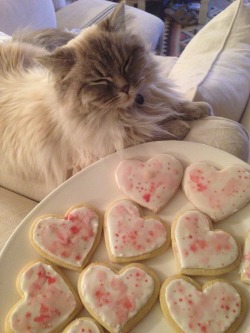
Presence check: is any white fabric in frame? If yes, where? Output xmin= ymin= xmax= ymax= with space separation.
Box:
xmin=239 ymin=94 xmax=250 ymax=162
xmin=56 ymin=0 xmax=165 ymax=51
xmin=169 ymin=0 xmax=250 ymax=122
xmin=0 ymin=187 xmax=37 ymax=252
xmin=184 ymin=117 xmax=249 ymax=162
xmin=155 ymin=55 xmax=178 ymax=77
xmin=0 ymin=0 xmax=56 ymax=35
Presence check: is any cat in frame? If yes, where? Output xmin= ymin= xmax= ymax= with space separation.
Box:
xmin=0 ymin=2 xmax=212 ymax=188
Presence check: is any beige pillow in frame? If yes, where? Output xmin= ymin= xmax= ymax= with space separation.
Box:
xmin=169 ymin=0 xmax=250 ymax=122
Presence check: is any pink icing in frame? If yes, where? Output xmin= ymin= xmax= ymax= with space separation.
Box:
xmin=174 ymin=211 xmax=238 ymax=270
xmin=79 ymin=265 xmax=154 ymax=333
xmin=9 ymin=262 xmax=78 ymax=333
xmin=183 ymin=163 xmax=250 ymax=221
xmin=165 ymin=279 xmax=241 ymax=333
xmin=33 ymin=207 xmax=99 ymax=267
xmin=115 ymin=154 xmax=183 ymax=212
xmin=106 ymin=200 xmax=167 ymax=258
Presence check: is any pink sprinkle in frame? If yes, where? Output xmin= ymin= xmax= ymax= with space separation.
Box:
xmin=33 ymin=314 xmax=50 ymax=323
xmin=46 ymin=276 xmax=56 ymax=284
xmin=70 ymin=226 xmax=80 ymax=234
xmin=143 ymin=193 xmax=151 ymax=202
xmin=201 ymin=326 xmax=207 ymax=333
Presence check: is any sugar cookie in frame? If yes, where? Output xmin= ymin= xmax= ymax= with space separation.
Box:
xmin=115 ymin=154 xmax=183 ymax=212
xmin=30 ymin=205 xmax=102 ymax=271
xmin=172 ymin=210 xmax=242 ymax=276
xmin=78 ymin=262 xmax=160 ymax=333
xmin=240 ymin=229 xmax=250 ymax=284
xmin=5 ymin=260 xmax=82 ymax=333
xmin=182 ymin=162 xmax=250 ymax=221
xmin=62 ymin=317 xmax=104 ymax=333
xmin=160 ymin=274 xmax=246 ymax=333
xmin=104 ymin=199 xmax=170 ymax=262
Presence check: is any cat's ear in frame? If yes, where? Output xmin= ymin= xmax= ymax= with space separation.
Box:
xmin=98 ymin=2 xmax=126 ymax=32
xmin=36 ymin=47 xmax=76 ymax=78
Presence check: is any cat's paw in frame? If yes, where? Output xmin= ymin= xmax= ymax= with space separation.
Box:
xmin=181 ymin=101 xmax=213 ymax=120
xmin=161 ymin=119 xmax=190 ymax=140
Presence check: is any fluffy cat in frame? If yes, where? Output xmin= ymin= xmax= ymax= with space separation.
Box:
xmin=0 ymin=2 xmax=212 ymax=187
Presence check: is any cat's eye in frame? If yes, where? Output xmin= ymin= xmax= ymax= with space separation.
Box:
xmin=88 ymin=78 xmax=111 ymax=86
xmin=122 ymin=58 xmax=131 ymax=73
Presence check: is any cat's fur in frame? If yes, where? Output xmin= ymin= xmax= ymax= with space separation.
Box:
xmin=0 ymin=3 xmax=212 ymax=187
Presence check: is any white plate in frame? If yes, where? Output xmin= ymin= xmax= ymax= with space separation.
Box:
xmin=1 ymin=141 xmax=250 ymax=333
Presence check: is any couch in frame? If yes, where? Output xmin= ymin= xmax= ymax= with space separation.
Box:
xmin=0 ymin=0 xmax=250 ymax=253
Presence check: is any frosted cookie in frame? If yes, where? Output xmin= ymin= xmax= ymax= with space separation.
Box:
xmin=182 ymin=162 xmax=250 ymax=221
xmin=172 ymin=210 xmax=242 ymax=276
xmin=115 ymin=154 xmax=183 ymax=212
xmin=104 ymin=199 xmax=170 ymax=263
xmin=30 ymin=205 xmax=102 ymax=271
xmin=240 ymin=229 xmax=250 ymax=284
xmin=5 ymin=260 xmax=82 ymax=333
xmin=78 ymin=262 xmax=160 ymax=333
xmin=62 ymin=317 xmax=104 ymax=333
xmin=160 ymin=275 xmax=246 ymax=333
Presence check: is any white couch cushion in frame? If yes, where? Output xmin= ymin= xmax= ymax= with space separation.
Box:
xmin=0 ymin=0 xmax=56 ymax=35
xmin=0 ymin=187 xmax=37 ymax=252
xmin=185 ymin=117 xmax=249 ymax=162
xmin=240 ymin=94 xmax=250 ymax=161
xmin=169 ymin=0 xmax=250 ymax=122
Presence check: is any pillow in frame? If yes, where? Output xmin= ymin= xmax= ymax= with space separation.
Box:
xmin=168 ymin=0 xmax=250 ymax=122
xmin=0 ymin=0 xmax=56 ymax=35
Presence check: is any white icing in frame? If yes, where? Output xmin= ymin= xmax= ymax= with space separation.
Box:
xmin=106 ymin=200 xmax=167 ymax=257
xmin=115 ymin=154 xmax=183 ymax=212
xmin=64 ymin=318 xmax=101 ymax=333
xmin=174 ymin=211 xmax=238 ymax=270
xmin=9 ymin=262 xmax=77 ymax=333
xmin=183 ymin=162 xmax=250 ymax=221
xmin=33 ymin=207 xmax=99 ymax=266
xmin=165 ymin=279 xmax=241 ymax=333
xmin=79 ymin=265 xmax=154 ymax=333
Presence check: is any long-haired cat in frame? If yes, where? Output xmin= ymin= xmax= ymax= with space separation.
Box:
xmin=0 ymin=2 xmax=211 ymax=188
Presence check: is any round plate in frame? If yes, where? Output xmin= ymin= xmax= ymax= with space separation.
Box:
xmin=1 ymin=141 xmax=250 ymax=332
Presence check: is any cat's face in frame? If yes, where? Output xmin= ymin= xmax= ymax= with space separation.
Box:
xmin=39 ymin=3 xmax=157 ymax=113
xmin=71 ymin=31 xmax=154 ymax=109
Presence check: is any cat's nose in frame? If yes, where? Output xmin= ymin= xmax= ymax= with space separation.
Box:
xmin=121 ymin=85 xmax=130 ymax=94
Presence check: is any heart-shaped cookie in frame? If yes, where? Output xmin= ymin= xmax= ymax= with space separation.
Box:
xmin=115 ymin=154 xmax=183 ymax=212
xmin=104 ymin=199 xmax=170 ymax=262
xmin=183 ymin=162 xmax=250 ymax=221
xmin=172 ymin=210 xmax=241 ymax=276
xmin=62 ymin=317 xmax=104 ymax=333
xmin=160 ymin=275 xmax=246 ymax=333
xmin=240 ymin=230 xmax=250 ymax=284
xmin=30 ymin=205 xmax=102 ymax=271
xmin=78 ymin=263 xmax=160 ymax=333
xmin=5 ymin=261 xmax=82 ymax=333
